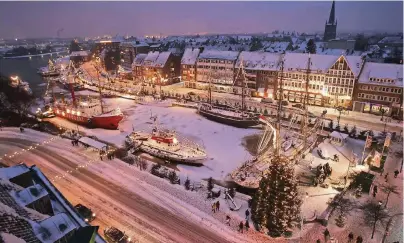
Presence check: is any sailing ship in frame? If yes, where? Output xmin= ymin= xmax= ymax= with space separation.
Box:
xmin=197 ymin=59 xmax=260 ymax=128
xmin=37 ymin=59 xmax=60 ymax=77
xmin=50 ymin=63 xmax=124 ymax=130
xmin=126 ymin=116 xmax=207 ymax=165
xmin=230 ymin=54 xmax=328 ymax=188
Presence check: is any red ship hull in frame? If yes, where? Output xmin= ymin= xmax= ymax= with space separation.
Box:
xmin=54 ymin=108 xmax=123 ymax=130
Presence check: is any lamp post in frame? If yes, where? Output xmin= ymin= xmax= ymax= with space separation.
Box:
xmin=336 ymin=106 xmax=344 ymax=129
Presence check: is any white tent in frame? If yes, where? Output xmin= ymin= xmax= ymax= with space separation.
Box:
xmin=78 ymin=137 xmax=107 ymax=151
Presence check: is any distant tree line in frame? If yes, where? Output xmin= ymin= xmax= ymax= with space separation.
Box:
xmin=5 ymin=45 xmax=53 ymax=57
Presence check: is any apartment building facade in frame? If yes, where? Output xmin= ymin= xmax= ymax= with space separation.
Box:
xmin=353 ymin=62 xmax=403 ymax=117
xmin=195 ymin=50 xmax=239 ymax=93
xmin=277 ymin=53 xmax=363 ymax=108
xmin=234 ymin=51 xmax=280 ymax=97
xmin=181 ymin=48 xmax=200 ymax=89
xmin=120 ymin=41 xmax=150 ymax=70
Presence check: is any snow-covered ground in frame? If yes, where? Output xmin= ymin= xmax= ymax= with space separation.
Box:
xmin=46 ymin=97 xmax=257 ymax=182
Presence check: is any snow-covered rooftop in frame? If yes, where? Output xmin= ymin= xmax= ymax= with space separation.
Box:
xmin=15 ymin=184 xmax=48 ymax=206
xmin=378 ymin=36 xmax=403 ymax=44
xmin=34 ymin=213 xmax=76 ymax=242
xmin=235 ymin=51 xmax=281 ymax=71
xmin=181 ymin=48 xmax=200 ymax=65
xmin=0 ymin=164 xmax=30 ymax=180
xmin=142 ymin=51 xmax=171 ymax=67
xmin=358 ymin=62 xmax=403 ymax=87
xmin=198 ymin=50 xmax=239 ymax=60
xmin=264 ymin=42 xmax=290 ymax=53
xmin=154 ymin=52 xmax=171 ymax=67
xmin=133 ymin=53 xmax=148 ymax=66
xmin=79 ymin=137 xmax=107 ymax=150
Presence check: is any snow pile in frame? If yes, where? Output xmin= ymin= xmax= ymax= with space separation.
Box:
xmin=15 ymin=184 xmax=49 ymax=206
xmin=0 ymin=201 xmax=19 ymax=218
xmin=24 ymin=207 xmax=50 ymax=221
xmin=33 ymin=213 xmax=76 ymax=242
xmin=0 ymin=164 xmax=30 ymax=180
xmin=0 ymin=233 xmax=26 ymax=243
xmin=0 ymin=178 xmax=24 ymax=191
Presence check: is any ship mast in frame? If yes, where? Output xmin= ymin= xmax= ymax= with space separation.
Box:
xmin=207 ymin=68 xmax=213 ymax=105
xmin=93 ymin=63 xmax=105 ymax=114
xmin=67 ymin=61 xmax=77 ymax=107
xmin=301 ymin=53 xmax=311 ymax=150
xmin=275 ymin=57 xmax=285 ymax=157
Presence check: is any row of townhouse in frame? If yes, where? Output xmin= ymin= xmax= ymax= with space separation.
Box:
xmin=179 ymin=48 xmax=403 ymax=117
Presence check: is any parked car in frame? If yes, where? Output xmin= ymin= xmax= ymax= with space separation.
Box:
xmin=74 ymin=204 xmax=96 ymax=222
xmin=292 ymin=103 xmax=304 ymax=109
xmin=104 ymin=226 xmax=132 ymax=243
xmin=261 ymin=98 xmax=273 ymax=104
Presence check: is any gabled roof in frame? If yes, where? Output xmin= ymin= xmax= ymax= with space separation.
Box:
xmin=154 ymin=52 xmax=171 ymax=67
xmin=144 ymin=51 xmax=160 ymax=64
xmin=181 ymin=48 xmax=200 ymax=65
xmin=345 ymin=55 xmax=363 ymax=76
xmin=141 ymin=51 xmax=172 ymax=67
xmin=133 ymin=53 xmax=147 ymax=66
xmin=358 ymin=62 xmax=403 ymax=87
xmin=235 ymin=51 xmax=281 ymax=71
xmin=198 ymin=50 xmax=239 ymax=61
xmin=310 ymin=54 xmax=340 ymax=72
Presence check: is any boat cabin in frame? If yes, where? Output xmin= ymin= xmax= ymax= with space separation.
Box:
xmin=151 ymin=128 xmax=179 ymax=146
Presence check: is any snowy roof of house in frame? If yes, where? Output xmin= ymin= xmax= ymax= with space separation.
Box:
xmin=133 ymin=54 xmax=147 ymax=66
xmin=78 ymin=137 xmax=107 ymax=150
xmin=70 ymin=51 xmax=89 ymax=57
xmin=150 ymin=44 xmax=161 ymax=48
xmin=181 ymin=48 xmax=200 ymax=65
xmin=0 ymin=164 xmax=30 ymax=180
xmin=143 ymin=51 xmax=160 ymax=64
xmin=34 ymin=213 xmax=76 ymax=242
xmin=330 ymin=131 xmax=349 ymax=140
xmin=154 ymin=52 xmax=171 ymax=67
xmin=320 ymin=49 xmax=347 ymax=56
xmin=309 ymin=54 xmax=341 ymax=72
xmin=235 ymin=51 xmax=281 ymax=71
xmin=358 ymin=62 xmax=403 ymax=87
xmin=198 ymin=50 xmax=239 ymax=60
xmin=14 ymin=184 xmax=48 ymax=206
xmin=378 ymin=36 xmax=403 ymax=44
xmin=345 ymin=55 xmax=363 ymax=76
xmin=265 ymin=42 xmax=290 ymax=53
xmin=0 ymin=233 xmax=26 ymax=243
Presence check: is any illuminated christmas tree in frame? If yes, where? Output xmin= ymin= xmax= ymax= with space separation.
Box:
xmin=251 ymin=155 xmax=302 ymax=237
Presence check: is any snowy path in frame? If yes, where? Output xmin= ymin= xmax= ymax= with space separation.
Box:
xmin=0 ymin=128 xmax=274 ymax=243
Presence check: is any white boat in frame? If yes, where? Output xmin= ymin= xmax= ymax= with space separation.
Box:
xmin=126 ymin=117 xmax=207 ymax=165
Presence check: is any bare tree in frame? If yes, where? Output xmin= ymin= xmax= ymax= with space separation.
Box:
xmin=361 ymin=201 xmax=390 ymax=239
xmin=380 ymin=184 xmax=399 ymax=208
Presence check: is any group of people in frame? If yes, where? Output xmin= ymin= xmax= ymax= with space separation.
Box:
xmin=211 ymin=201 xmax=220 ymax=213
xmin=71 ymin=139 xmax=79 ymax=146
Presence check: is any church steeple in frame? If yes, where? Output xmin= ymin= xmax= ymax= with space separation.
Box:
xmin=323 ymin=0 xmax=337 ymax=41
xmin=328 ymin=0 xmax=336 ymax=24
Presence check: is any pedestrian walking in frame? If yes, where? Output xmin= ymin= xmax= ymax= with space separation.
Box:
xmin=212 ymin=203 xmax=216 ymax=213
xmin=356 ymin=236 xmax=363 ymax=243
xmin=324 ymin=228 xmax=330 ymax=242
xmin=245 ymin=209 xmax=250 ymax=220
xmin=238 ymin=221 xmax=244 ymax=233
xmin=71 ymin=140 xmax=75 ymax=146
xmin=394 ymin=170 xmax=399 ymax=178
xmin=225 ymin=215 xmax=231 ymax=226
xmin=373 ymin=185 xmax=378 ymax=198
xmin=348 ymin=232 xmax=354 ymax=243
xmin=245 ymin=220 xmax=249 ymax=231
xmin=215 ymin=201 xmax=220 ymax=211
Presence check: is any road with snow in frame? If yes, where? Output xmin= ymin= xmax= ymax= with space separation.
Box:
xmin=0 ymin=128 xmax=254 ymax=243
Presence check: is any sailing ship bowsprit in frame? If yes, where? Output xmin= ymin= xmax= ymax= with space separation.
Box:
xmin=197 ymin=59 xmax=260 ymax=128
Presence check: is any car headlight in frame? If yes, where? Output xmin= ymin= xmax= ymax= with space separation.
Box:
xmin=85 ymin=218 xmax=89 ymax=222
xmin=92 ymin=213 xmax=96 ymax=217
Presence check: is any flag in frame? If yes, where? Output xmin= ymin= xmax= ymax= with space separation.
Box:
xmin=384 ymin=133 xmax=391 ymax=147
xmin=373 ymin=151 xmax=382 ymax=168
xmin=365 ymin=135 xmax=372 ymax=148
